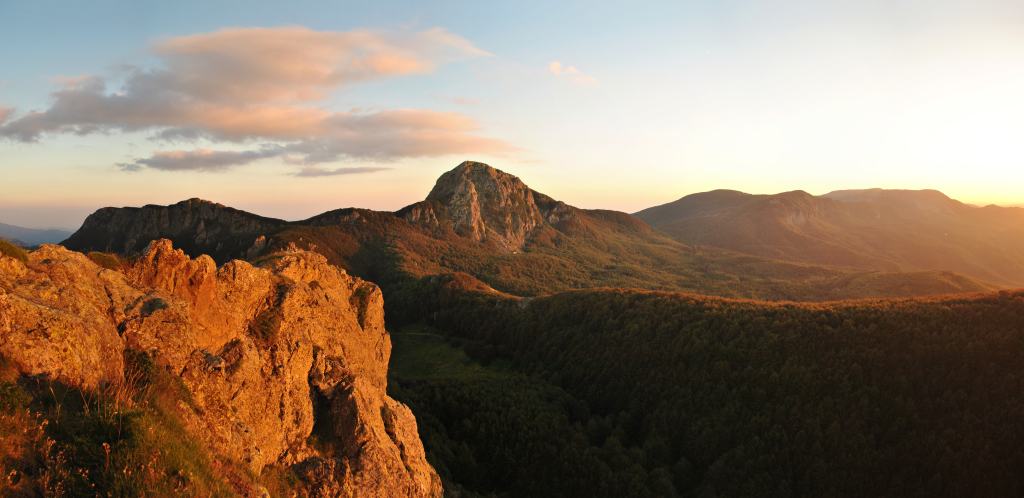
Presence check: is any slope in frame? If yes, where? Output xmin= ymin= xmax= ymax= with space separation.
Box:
xmin=635 ymin=188 xmax=1024 ymax=286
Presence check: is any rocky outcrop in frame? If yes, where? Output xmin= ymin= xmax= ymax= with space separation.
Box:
xmin=424 ymin=161 xmax=589 ymax=252
xmin=0 ymin=241 xmax=441 ymax=497
xmin=426 ymin=161 xmax=546 ymax=252
xmin=395 ymin=201 xmax=450 ymax=230
xmin=61 ymin=198 xmax=286 ymax=259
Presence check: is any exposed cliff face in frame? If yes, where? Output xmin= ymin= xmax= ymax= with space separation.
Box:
xmin=426 ymin=161 xmax=545 ymax=252
xmin=424 ymin=161 xmax=585 ymax=252
xmin=61 ymin=198 xmax=286 ymax=259
xmin=0 ymin=241 xmax=441 ymax=497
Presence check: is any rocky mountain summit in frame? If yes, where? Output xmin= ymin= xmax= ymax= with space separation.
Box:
xmin=62 ymin=198 xmax=287 ymax=260
xmin=0 ymin=240 xmax=441 ymax=497
xmin=425 ymin=161 xmax=548 ymax=252
xmin=423 ymin=161 xmax=584 ymax=252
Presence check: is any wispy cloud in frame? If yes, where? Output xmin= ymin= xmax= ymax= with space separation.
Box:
xmin=430 ymin=94 xmax=479 ymax=106
xmin=549 ymin=61 xmax=598 ymax=86
xmin=0 ymin=26 xmax=514 ymax=172
xmin=118 ymin=146 xmax=284 ymax=172
xmin=294 ymin=166 xmax=392 ymax=177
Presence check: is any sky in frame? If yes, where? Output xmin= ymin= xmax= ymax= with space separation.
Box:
xmin=2 ymin=0 xmax=1024 ymax=229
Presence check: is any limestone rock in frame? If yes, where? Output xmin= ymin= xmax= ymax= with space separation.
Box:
xmin=0 ymin=241 xmax=441 ymax=497
xmin=425 ymin=161 xmax=589 ymax=252
xmin=426 ymin=161 xmax=548 ymax=252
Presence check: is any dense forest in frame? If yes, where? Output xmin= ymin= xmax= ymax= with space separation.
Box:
xmin=389 ymin=284 xmax=1024 ymax=497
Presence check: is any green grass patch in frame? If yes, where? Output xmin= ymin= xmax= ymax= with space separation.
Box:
xmin=388 ymin=323 xmax=510 ymax=380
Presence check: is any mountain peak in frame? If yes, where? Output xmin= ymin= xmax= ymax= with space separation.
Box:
xmin=425 ymin=161 xmax=548 ymax=253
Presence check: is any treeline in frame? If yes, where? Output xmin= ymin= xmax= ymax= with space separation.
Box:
xmin=403 ymin=287 xmax=1024 ymax=497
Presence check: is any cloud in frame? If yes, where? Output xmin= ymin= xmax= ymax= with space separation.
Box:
xmin=149 ymin=26 xmax=490 ymax=105
xmin=118 ymin=146 xmax=284 ymax=172
xmin=293 ymin=166 xmax=392 ymax=177
xmin=549 ymin=61 xmax=598 ymax=86
xmin=430 ymin=94 xmax=479 ymax=106
xmin=0 ymin=26 xmax=514 ymax=170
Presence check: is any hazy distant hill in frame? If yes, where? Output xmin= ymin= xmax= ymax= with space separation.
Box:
xmin=62 ymin=162 xmax=999 ymax=302
xmin=635 ymin=188 xmax=1024 ymax=286
xmin=0 ymin=236 xmax=29 ymax=248
xmin=0 ymin=221 xmax=73 ymax=246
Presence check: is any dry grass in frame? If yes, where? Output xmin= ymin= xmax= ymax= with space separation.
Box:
xmin=0 ymin=351 xmax=291 ymax=497
xmin=0 ymin=239 xmax=28 ymax=263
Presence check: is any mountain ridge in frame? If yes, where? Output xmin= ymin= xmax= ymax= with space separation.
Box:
xmin=0 ymin=221 xmax=73 ymax=246
xmin=60 ymin=162 xmax=1001 ymax=302
xmin=635 ymin=187 xmax=1024 ymax=286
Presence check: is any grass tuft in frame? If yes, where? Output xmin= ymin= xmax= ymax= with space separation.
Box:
xmin=87 ymin=251 xmax=129 ymax=270
xmin=0 ymin=240 xmax=28 ymax=263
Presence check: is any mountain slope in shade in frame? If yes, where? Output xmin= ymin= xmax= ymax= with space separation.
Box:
xmin=62 ymin=162 xmax=1000 ymax=302
xmin=635 ymin=188 xmax=1024 ymax=286
xmin=61 ymin=198 xmax=288 ymax=259
xmin=0 ymin=221 xmax=73 ymax=246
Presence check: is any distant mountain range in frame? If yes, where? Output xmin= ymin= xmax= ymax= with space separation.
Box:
xmin=634 ymin=188 xmax=1024 ymax=287
xmin=0 ymin=222 xmax=74 ymax=246
xmin=61 ymin=162 xmax=998 ymax=302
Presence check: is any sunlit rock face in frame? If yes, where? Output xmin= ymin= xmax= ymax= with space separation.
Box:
xmin=0 ymin=240 xmax=442 ymax=498
xmin=426 ymin=160 xmax=584 ymax=253
xmin=427 ymin=161 xmax=546 ymax=252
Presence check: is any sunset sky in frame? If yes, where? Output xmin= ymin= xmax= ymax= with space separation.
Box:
xmin=2 ymin=0 xmax=1024 ymax=229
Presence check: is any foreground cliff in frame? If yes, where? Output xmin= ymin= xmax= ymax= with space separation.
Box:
xmin=0 ymin=240 xmax=441 ymax=497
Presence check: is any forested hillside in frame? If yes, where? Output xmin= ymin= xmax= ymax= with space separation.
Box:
xmin=391 ymin=283 xmax=1024 ymax=497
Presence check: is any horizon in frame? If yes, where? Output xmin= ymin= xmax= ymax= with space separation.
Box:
xmin=4 ymin=164 xmax=1023 ymax=232
xmin=4 ymin=0 xmax=1024 ymax=228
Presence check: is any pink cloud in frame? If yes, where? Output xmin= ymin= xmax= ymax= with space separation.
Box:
xmin=549 ymin=61 xmax=598 ymax=86
xmin=150 ymin=26 xmax=489 ymax=104
xmin=0 ymin=26 xmax=513 ymax=169
xmin=294 ymin=166 xmax=392 ymax=177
